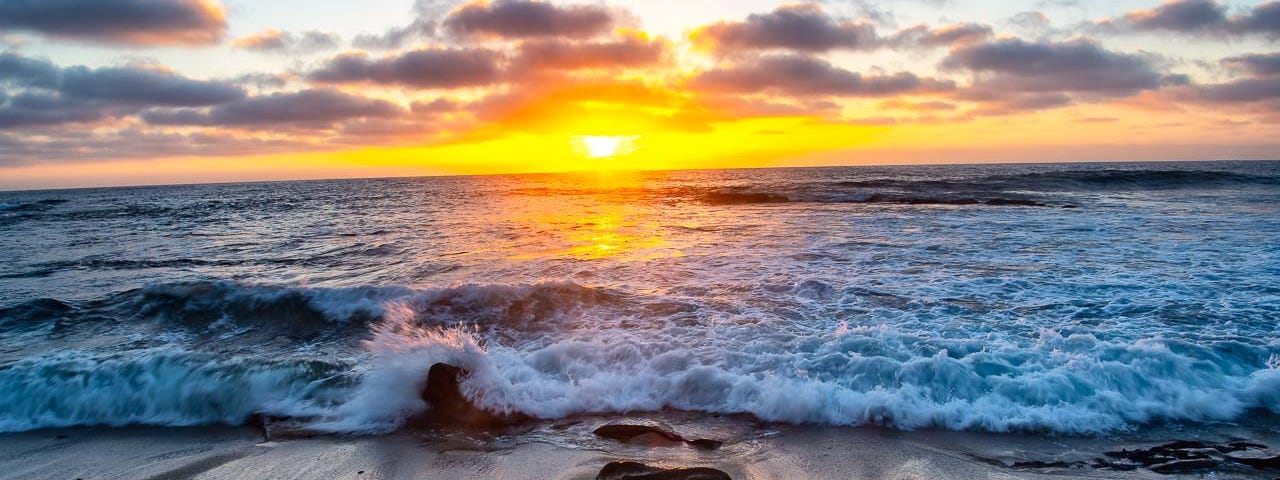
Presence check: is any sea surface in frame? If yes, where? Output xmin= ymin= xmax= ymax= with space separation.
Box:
xmin=1 ymin=161 xmax=1278 ymax=436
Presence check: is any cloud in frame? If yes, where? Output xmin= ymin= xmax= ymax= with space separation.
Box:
xmin=887 ymin=23 xmax=993 ymax=48
xmin=442 ymin=0 xmax=617 ymax=39
xmin=942 ymin=38 xmax=1173 ymax=97
xmin=309 ymin=48 xmax=504 ymax=88
xmin=0 ymin=91 xmax=114 ymax=128
xmin=0 ymin=52 xmax=244 ymax=106
xmin=692 ymin=4 xmax=878 ymax=53
xmin=0 ymin=0 xmax=227 ymax=46
xmin=0 ymin=52 xmax=61 ymax=88
xmin=143 ymin=88 xmax=404 ymax=127
xmin=0 ymin=52 xmax=245 ymax=129
xmin=1095 ymin=0 xmax=1280 ymax=38
xmin=233 ymin=29 xmax=341 ymax=54
xmin=690 ymin=54 xmax=954 ymax=97
xmin=1221 ymin=52 xmax=1280 ymax=76
xmin=353 ymin=18 xmax=436 ymax=49
xmin=1182 ymin=77 xmax=1280 ymax=103
xmin=512 ymin=33 xmax=668 ymax=71
xmin=1124 ymin=0 xmax=1227 ymax=32
xmin=59 ymin=65 xmax=246 ymax=106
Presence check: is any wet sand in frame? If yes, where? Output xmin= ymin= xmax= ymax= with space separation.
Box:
xmin=2 ymin=414 xmax=1276 ymax=480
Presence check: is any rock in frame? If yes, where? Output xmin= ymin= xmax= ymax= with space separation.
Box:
xmin=596 ymin=461 xmax=731 ymax=480
xmin=410 ymin=363 xmax=530 ymax=430
xmin=1225 ymin=454 xmax=1280 ymax=469
xmin=686 ymin=439 xmax=725 ymax=450
xmin=1149 ymin=459 xmax=1220 ymax=474
xmin=1011 ymin=460 xmax=1079 ymax=469
xmin=247 ymin=414 xmax=315 ymax=441
xmin=1105 ymin=440 xmax=1217 ymax=467
xmin=593 ymin=424 xmax=723 ymax=450
xmin=1224 ymin=441 xmax=1269 ymax=452
xmin=983 ymin=198 xmax=1046 ymax=207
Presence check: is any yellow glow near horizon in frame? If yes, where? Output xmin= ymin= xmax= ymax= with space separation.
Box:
xmin=575 ymin=135 xmax=640 ymax=159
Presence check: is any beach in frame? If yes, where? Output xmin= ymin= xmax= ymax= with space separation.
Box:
xmin=4 ymin=413 xmax=1279 ymax=480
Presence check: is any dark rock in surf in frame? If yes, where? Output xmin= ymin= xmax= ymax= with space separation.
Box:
xmin=982 ymin=198 xmax=1047 ymax=207
xmin=1010 ymin=460 xmax=1079 ymax=469
xmin=1100 ymin=439 xmax=1274 ymax=474
xmin=247 ymin=413 xmax=315 ymax=440
xmin=1224 ymin=454 xmax=1280 ymax=469
xmin=596 ymin=461 xmax=731 ymax=480
xmin=411 ymin=363 xmax=530 ymax=429
xmin=1149 ymin=459 xmax=1221 ymax=474
xmin=593 ymin=424 xmax=723 ymax=450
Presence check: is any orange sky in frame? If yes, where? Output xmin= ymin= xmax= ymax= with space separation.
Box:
xmin=1 ymin=0 xmax=1278 ymax=189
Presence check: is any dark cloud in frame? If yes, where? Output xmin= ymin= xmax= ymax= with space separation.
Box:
xmin=1178 ymin=76 xmax=1280 ymax=103
xmin=0 ymin=91 xmax=114 ymax=128
xmin=1124 ymin=0 xmax=1226 ymax=32
xmin=0 ymin=0 xmax=227 ymax=46
xmin=0 ymin=128 xmax=320 ymax=166
xmin=309 ymin=48 xmax=504 ymax=88
xmin=233 ymin=29 xmax=341 ymax=54
xmin=690 ymin=54 xmax=954 ymax=97
xmin=1221 ymin=52 xmax=1280 ymax=76
xmin=143 ymin=88 xmax=404 ymax=127
xmin=0 ymin=52 xmax=244 ymax=106
xmin=59 ymin=65 xmax=246 ymax=106
xmin=887 ymin=23 xmax=992 ymax=48
xmin=442 ymin=0 xmax=616 ymax=39
xmin=693 ymin=4 xmax=879 ymax=53
xmin=0 ymin=52 xmax=245 ymax=129
xmin=1234 ymin=1 xmax=1280 ymax=36
xmin=0 ymin=52 xmax=61 ymax=88
xmin=942 ymin=38 xmax=1172 ymax=97
xmin=1096 ymin=0 xmax=1280 ymax=37
xmin=513 ymin=35 xmax=668 ymax=71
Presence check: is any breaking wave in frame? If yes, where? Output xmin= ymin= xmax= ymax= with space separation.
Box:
xmin=1 ymin=280 xmax=1278 ymax=435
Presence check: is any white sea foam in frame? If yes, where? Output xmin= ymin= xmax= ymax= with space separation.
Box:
xmin=0 ymin=350 xmax=337 ymax=433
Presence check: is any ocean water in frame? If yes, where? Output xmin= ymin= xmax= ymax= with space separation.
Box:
xmin=1 ymin=161 xmax=1278 ymax=435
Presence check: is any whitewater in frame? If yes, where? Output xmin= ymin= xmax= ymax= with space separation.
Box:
xmin=1 ymin=162 xmax=1278 ymax=436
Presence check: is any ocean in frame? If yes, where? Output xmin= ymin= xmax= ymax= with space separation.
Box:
xmin=1 ymin=161 xmax=1278 ymax=437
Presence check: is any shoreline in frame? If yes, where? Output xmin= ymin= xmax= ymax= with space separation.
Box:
xmin=3 ymin=413 xmax=1277 ymax=480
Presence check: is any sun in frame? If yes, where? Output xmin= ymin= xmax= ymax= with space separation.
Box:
xmin=573 ymin=135 xmax=639 ymax=159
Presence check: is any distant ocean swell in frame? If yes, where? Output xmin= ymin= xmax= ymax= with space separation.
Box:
xmin=695 ymin=169 xmax=1280 ymax=206
xmin=2 ymin=281 xmax=1278 ymax=435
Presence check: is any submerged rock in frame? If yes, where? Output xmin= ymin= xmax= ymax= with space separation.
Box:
xmin=1100 ymin=439 xmax=1274 ymax=474
xmin=596 ymin=461 xmax=731 ymax=480
xmin=1149 ymin=459 xmax=1220 ymax=474
xmin=410 ymin=363 xmax=530 ymax=429
xmin=593 ymin=424 xmax=723 ymax=450
xmin=1225 ymin=453 xmax=1280 ymax=469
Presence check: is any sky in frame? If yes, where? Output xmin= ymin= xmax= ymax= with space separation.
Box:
xmin=0 ymin=0 xmax=1278 ymax=189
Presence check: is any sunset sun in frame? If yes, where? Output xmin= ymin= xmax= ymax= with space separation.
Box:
xmin=574 ymin=135 xmax=639 ymax=159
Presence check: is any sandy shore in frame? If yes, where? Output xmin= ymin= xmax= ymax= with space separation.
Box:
xmin=1 ymin=414 xmax=1276 ymax=479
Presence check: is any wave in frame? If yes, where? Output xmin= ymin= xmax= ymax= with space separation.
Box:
xmin=835 ymin=169 xmax=1280 ymax=193
xmin=0 ymin=199 xmax=68 ymax=212
xmin=3 ymin=280 xmax=1278 ymax=436
xmin=699 ymin=189 xmax=1057 ymax=207
xmin=307 ymin=317 xmax=1280 ymax=435
xmin=0 ymin=350 xmax=348 ymax=433
xmin=0 ymin=280 xmax=626 ymax=336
